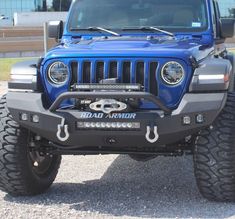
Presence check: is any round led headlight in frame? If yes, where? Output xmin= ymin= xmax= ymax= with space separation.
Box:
xmin=47 ymin=61 xmax=69 ymax=85
xmin=161 ymin=61 xmax=184 ymax=85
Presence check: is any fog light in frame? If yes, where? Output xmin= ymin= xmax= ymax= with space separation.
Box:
xmin=32 ymin=115 xmax=39 ymax=123
xmin=20 ymin=113 xmax=28 ymax=121
xmin=183 ymin=116 xmax=191 ymax=125
xmin=196 ymin=114 xmax=204 ymax=123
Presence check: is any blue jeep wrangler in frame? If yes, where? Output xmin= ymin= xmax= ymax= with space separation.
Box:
xmin=1 ymin=0 xmax=235 ymax=201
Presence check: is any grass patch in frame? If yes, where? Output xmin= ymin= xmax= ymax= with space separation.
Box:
xmin=0 ymin=58 xmax=32 ymax=81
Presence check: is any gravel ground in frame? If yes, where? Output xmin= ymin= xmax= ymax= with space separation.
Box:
xmin=1 ymin=84 xmax=235 ymax=219
xmin=0 ymin=155 xmax=235 ymax=219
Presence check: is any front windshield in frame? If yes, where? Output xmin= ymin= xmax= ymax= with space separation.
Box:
xmin=68 ymin=0 xmax=208 ymax=33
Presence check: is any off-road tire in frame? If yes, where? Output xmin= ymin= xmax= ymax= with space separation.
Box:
xmin=0 ymin=95 xmax=61 ymax=196
xmin=194 ymin=93 xmax=235 ymax=202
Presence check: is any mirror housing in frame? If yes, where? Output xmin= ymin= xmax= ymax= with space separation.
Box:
xmin=48 ymin=20 xmax=63 ymax=41
xmin=220 ymin=18 xmax=235 ymax=38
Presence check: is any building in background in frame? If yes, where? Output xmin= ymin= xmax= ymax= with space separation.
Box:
xmin=0 ymin=0 xmax=71 ymax=22
xmin=218 ymin=0 xmax=235 ymax=18
xmin=0 ymin=0 xmax=44 ymax=21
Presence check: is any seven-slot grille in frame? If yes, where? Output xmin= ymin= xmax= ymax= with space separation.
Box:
xmin=70 ymin=59 xmax=158 ymax=95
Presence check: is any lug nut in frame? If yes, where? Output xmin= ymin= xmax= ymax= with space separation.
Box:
xmin=33 ymin=161 xmax=39 ymax=167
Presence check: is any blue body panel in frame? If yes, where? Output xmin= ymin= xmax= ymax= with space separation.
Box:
xmin=40 ymin=0 xmax=218 ymax=109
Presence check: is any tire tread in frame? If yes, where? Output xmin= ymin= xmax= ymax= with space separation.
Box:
xmin=0 ymin=95 xmax=61 ymax=196
xmin=194 ymin=93 xmax=235 ymax=202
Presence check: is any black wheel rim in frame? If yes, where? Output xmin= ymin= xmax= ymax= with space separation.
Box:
xmin=29 ymin=151 xmax=54 ymax=176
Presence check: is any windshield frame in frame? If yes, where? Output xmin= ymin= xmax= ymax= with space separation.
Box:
xmin=66 ymin=0 xmax=210 ymax=36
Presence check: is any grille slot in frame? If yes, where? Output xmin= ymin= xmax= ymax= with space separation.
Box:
xmin=70 ymin=61 xmax=78 ymax=86
xmin=109 ymin=61 xmax=118 ymax=78
xmin=123 ymin=62 xmax=131 ymax=83
xmin=136 ymin=62 xmax=145 ymax=87
xmin=96 ymin=62 xmax=104 ymax=82
xmin=149 ymin=62 xmax=158 ymax=96
xmin=72 ymin=59 xmax=158 ymax=95
xmin=83 ymin=62 xmax=91 ymax=83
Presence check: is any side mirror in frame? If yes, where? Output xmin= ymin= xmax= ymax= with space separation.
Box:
xmin=220 ymin=18 xmax=235 ymax=38
xmin=48 ymin=20 xmax=63 ymax=41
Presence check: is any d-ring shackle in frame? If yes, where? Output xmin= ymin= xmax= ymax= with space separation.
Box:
xmin=145 ymin=126 xmax=159 ymax=143
xmin=56 ymin=118 xmax=70 ymax=142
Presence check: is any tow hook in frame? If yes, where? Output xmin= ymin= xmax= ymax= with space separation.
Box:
xmin=145 ymin=125 xmax=159 ymax=143
xmin=56 ymin=118 xmax=70 ymax=142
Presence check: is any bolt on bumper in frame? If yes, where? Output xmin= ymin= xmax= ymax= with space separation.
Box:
xmin=6 ymin=91 xmax=227 ymax=148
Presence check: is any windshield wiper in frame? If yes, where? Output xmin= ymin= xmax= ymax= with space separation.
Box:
xmin=122 ymin=26 xmax=174 ymax=37
xmin=70 ymin=26 xmax=121 ymax=37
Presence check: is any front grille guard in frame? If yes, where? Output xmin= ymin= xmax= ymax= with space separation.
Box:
xmin=49 ymin=91 xmax=172 ymax=114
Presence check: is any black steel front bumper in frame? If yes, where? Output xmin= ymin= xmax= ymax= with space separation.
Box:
xmin=6 ymin=91 xmax=227 ymax=147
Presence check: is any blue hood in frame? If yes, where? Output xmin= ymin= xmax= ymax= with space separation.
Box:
xmin=46 ymin=36 xmax=214 ymax=63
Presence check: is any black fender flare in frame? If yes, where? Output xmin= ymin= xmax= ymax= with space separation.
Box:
xmin=189 ymin=57 xmax=232 ymax=92
xmin=8 ymin=58 xmax=42 ymax=91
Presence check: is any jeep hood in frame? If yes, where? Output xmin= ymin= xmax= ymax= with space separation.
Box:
xmin=46 ymin=37 xmax=214 ymax=63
